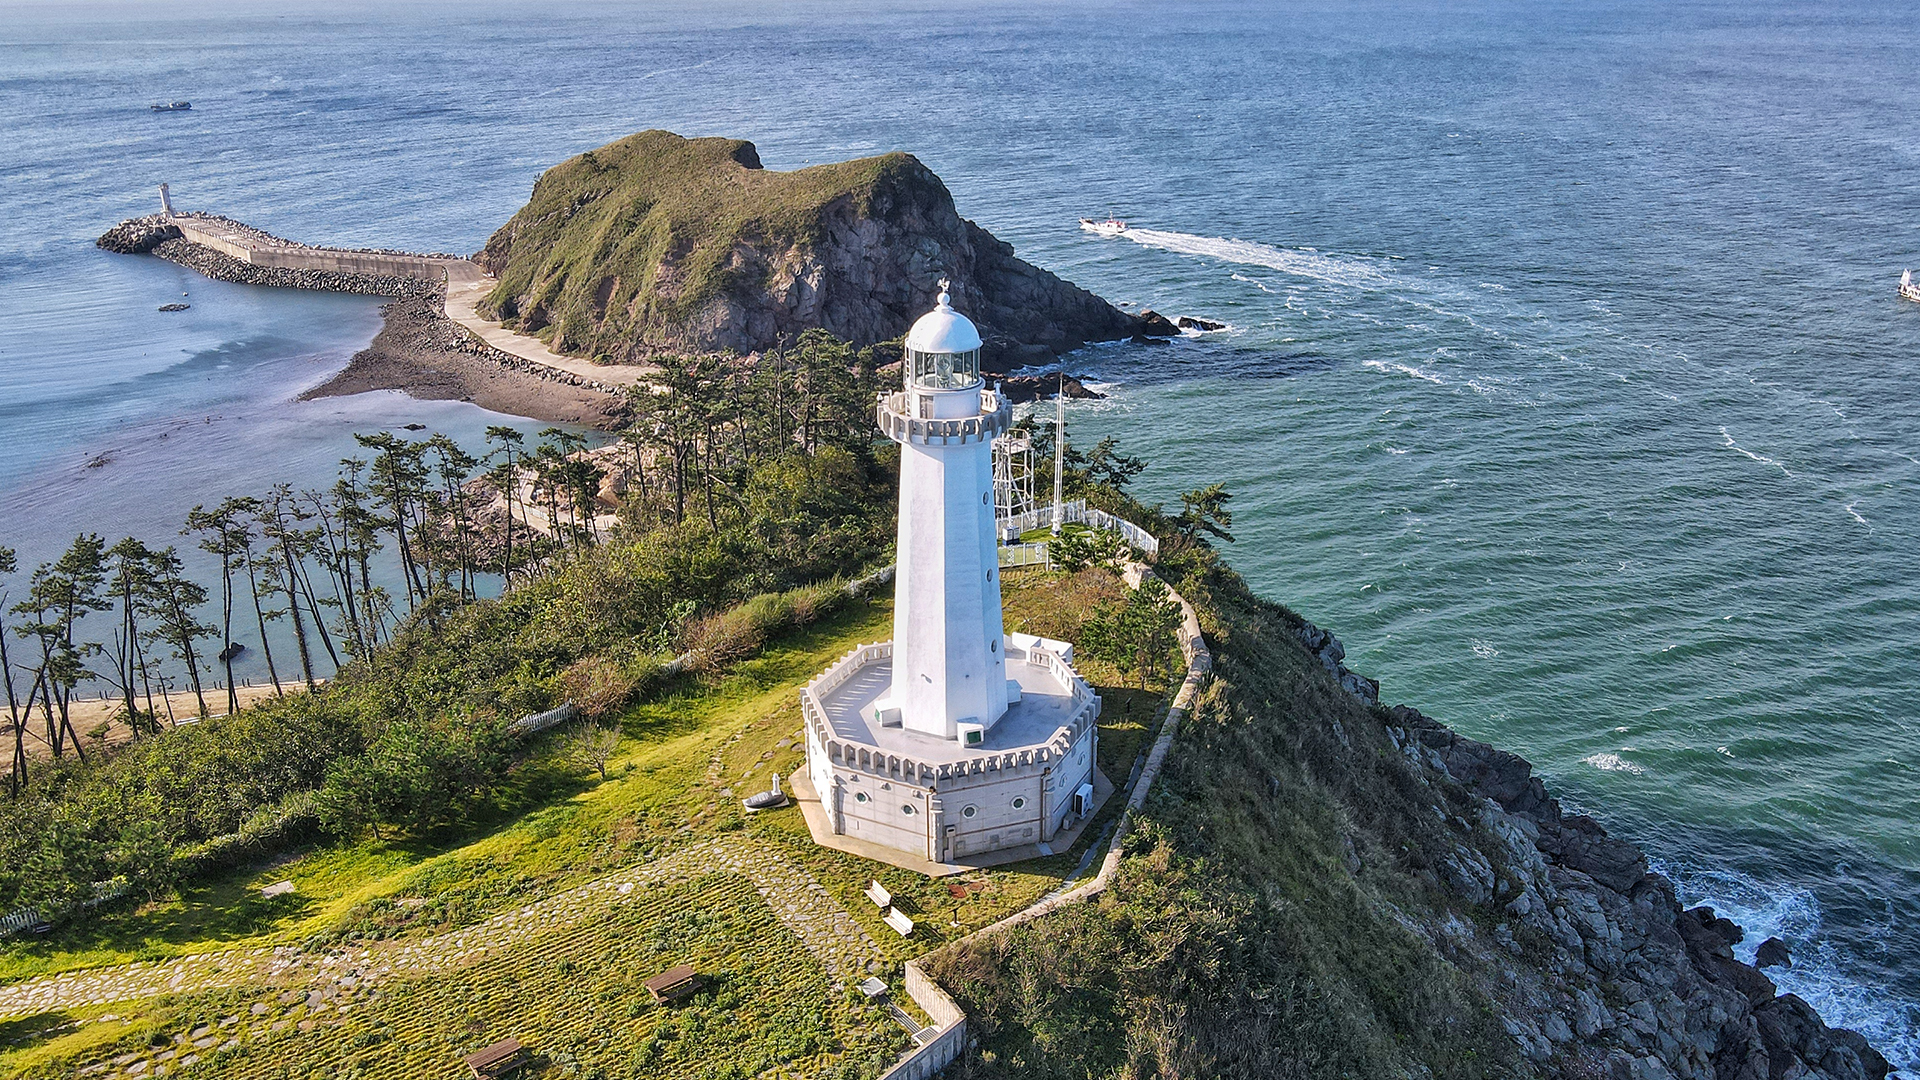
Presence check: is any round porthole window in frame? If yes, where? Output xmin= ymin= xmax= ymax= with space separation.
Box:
xmin=962 ymin=805 xmax=978 ymax=818
xmin=902 ymin=803 xmax=917 ymax=816
xmin=1011 ymin=796 xmax=1026 ymax=810
xmin=854 ymin=791 xmax=869 ymax=803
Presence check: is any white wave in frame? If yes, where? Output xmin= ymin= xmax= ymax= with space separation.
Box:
xmin=1362 ymin=358 xmax=1446 ymax=385
xmin=1122 ymin=228 xmax=1395 ymax=291
xmin=1719 ymin=427 xmax=1794 ymax=478
xmin=1660 ymin=863 xmax=1920 ymax=1072
xmin=1845 ymin=501 xmax=1872 ymax=531
xmin=1470 ymin=638 xmax=1499 ymax=659
xmin=1582 ymin=751 xmax=1647 ymax=775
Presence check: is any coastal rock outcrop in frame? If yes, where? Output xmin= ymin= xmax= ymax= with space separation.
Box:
xmin=990 ymin=373 xmax=1104 ymax=405
xmin=1134 ymin=309 xmax=1180 ymax=337
xmin=1295 ymin=620 xmax=1381 ymax=705
xmin=473 ymin=130 xmax=1141 ymax=366
xmin=1383 ymin=698 xmax=1892 ymax=1080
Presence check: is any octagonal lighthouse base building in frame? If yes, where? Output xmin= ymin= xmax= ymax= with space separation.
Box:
xmin=797 ymin=285 xmax=1104 ymax=871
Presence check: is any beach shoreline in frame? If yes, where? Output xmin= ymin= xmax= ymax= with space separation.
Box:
xmin=101 ymin=217 xmax=642 ymax=433
xmin=302 ymin=292 xmax=633 ymax=431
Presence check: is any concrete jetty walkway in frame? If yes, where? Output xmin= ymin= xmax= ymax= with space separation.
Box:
xmin=164 ymin=212 xmax=654 ymax=391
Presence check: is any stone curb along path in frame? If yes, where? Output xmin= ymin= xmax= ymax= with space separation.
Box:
xmin=0 ymin=837 xmax=879 ymax=1025
xmin=878 ymin=559 xmax=1213 ymax=1080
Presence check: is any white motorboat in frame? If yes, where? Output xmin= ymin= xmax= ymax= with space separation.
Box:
xmin=1901 ymin=269 xmax=1920 ymax=303
xmin=1079 ymin=215 xmax=1126 ymax=238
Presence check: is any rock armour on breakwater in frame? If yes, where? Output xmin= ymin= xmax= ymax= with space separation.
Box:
xmin=149 ymin=234 xmax=437 ymax=299
xmin=96 ymin=216 xmax=181 ymax=254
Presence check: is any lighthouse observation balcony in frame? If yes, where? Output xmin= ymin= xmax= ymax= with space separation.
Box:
xmin=877 ymin=390 xmax=1012 ymax=447
xmin=801 ymin=640 xmax=1100 ymax=788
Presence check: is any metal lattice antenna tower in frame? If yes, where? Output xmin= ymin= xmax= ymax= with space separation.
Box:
xmin=992 ymin=430 xmax=1035 ymax=522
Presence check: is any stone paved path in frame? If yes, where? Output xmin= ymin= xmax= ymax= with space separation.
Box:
xmin=442 ymin=261 xmax=654 ymax=388
xmin=0 ymin=836 xmax=877 ymax=1022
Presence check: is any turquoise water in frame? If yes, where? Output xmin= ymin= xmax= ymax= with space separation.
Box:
xmin=2 ymin=0 xmax=1916 ymax=1063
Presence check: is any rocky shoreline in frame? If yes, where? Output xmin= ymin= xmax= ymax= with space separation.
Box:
xmin=1293 ymin=616 xmax=1893 ymax=1080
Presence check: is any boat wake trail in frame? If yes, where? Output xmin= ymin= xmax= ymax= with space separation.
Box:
xmin=1121 ymin=228 xmax=1395 ymax=291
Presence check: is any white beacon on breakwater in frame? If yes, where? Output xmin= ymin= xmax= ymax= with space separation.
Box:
xmin=796 ymin=281 xmax=1105 ymax=870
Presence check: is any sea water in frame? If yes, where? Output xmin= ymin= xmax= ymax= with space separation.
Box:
xmin=1 ymin=0 xmax=1915 ymax=1064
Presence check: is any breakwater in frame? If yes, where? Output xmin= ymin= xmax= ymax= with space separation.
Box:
xmin=98 ymin=214 xmax=641 ymax=399
xmin=98 ymin=214 xmax=440 ymax=297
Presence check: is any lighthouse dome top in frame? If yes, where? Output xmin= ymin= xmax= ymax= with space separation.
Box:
xmin=905 ymin=280 xmax=984 ymax=355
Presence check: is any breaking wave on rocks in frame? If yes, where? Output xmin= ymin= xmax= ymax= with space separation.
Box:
xmin=1659 ymin=860 xmax=1920 ymax=1071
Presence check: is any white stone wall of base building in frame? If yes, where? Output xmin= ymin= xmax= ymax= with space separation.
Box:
xmin=821 ymin=722 xmax=1097 ymax=863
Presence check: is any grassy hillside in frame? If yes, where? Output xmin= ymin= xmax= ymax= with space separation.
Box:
xmin=0 ymin=567 xmax=1176 ymax=1080
xmin=928 ymin=567 xmax=1524 ymax=1079
xmin=476 ymin=130 xmax=938 ymax=359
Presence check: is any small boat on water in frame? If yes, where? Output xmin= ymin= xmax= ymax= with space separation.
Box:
xmin=1902 ymin=269 xmax=1920 ymax=303
xmin=1079 ymin=215 xmax=1127 ymax=238
xmin=150 ymin=101 xmax=191 ymax=112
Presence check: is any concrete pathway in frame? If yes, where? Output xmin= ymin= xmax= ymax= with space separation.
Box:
xmin=441 ymin=261 xmax=655 ymax=388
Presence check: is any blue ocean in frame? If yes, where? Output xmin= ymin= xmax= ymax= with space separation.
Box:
xmin=1 ymin=0 xmax=1916 ymax=1065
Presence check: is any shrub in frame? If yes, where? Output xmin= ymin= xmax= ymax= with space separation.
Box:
xmin=562 ymin=655 xmax=642 ymax=720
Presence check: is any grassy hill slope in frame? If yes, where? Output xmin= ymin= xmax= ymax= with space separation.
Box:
xmin=475 ymin=130 xmax=1137 ymax=363
xmin=0 ymin=569 xmax=1172 ymax=1080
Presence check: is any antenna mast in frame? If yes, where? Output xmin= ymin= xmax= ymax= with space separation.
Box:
xmin=1051 ymin=367 xmax=1066 ymax=535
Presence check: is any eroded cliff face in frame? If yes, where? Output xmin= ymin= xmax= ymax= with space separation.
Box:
xmin=932 ymin=577 xmax=1893 ymax=1080
xmin=1310 ymin=629 xmax=1893 ymax=1080
xmin=474 ymin=130 xmax=1137 ymax=365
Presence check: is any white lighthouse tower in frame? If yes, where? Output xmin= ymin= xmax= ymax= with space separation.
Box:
xmin=797 ymin=283 xmax=1104 ymax=869
xmin=877 ymin=280 xmax=1011 ymax=744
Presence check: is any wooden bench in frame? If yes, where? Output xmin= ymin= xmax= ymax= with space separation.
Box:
xmin=644 ymin=963 xmax=702 ymax=1004
xmin=461 ymin=1037 xmax=528 ymax=1079
xmin=864 ymin=880 xmax=892 ymax=908
xmin=883 ymin=908 xmax=915 ymax=937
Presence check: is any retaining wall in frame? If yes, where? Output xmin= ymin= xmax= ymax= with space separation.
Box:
xmin=878 ymin=961 xmax=969 ymax=1080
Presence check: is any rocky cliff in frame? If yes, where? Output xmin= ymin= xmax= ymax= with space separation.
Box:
xmin=930 ymin=570 xmax=1893 ymax=1080
xmin=473 ymin=130 xmax=1139 ymax=366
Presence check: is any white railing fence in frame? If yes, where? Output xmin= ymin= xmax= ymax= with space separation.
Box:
xmin=999 ymin=543 xmax=1051 ymax=569
xmin=998 ymin=499 xmax=1160 ymax=557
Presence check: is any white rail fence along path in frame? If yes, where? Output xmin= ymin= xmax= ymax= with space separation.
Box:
xmin=998 ymin=498 xmax=1161 ymax=557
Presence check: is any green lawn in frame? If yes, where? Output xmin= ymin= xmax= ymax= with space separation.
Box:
xmin=1 ymin=572 xmax=1174 ymax=1080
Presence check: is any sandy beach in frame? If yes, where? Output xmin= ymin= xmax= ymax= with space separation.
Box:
xmin=23 ymin=682 xmax=299 ymax=761
xmin=304 ymin=294 xmax=634 ymax=431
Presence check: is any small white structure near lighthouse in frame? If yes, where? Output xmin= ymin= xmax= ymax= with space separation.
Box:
xmin=798 ymin=283 xmax=1103 ymax=868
